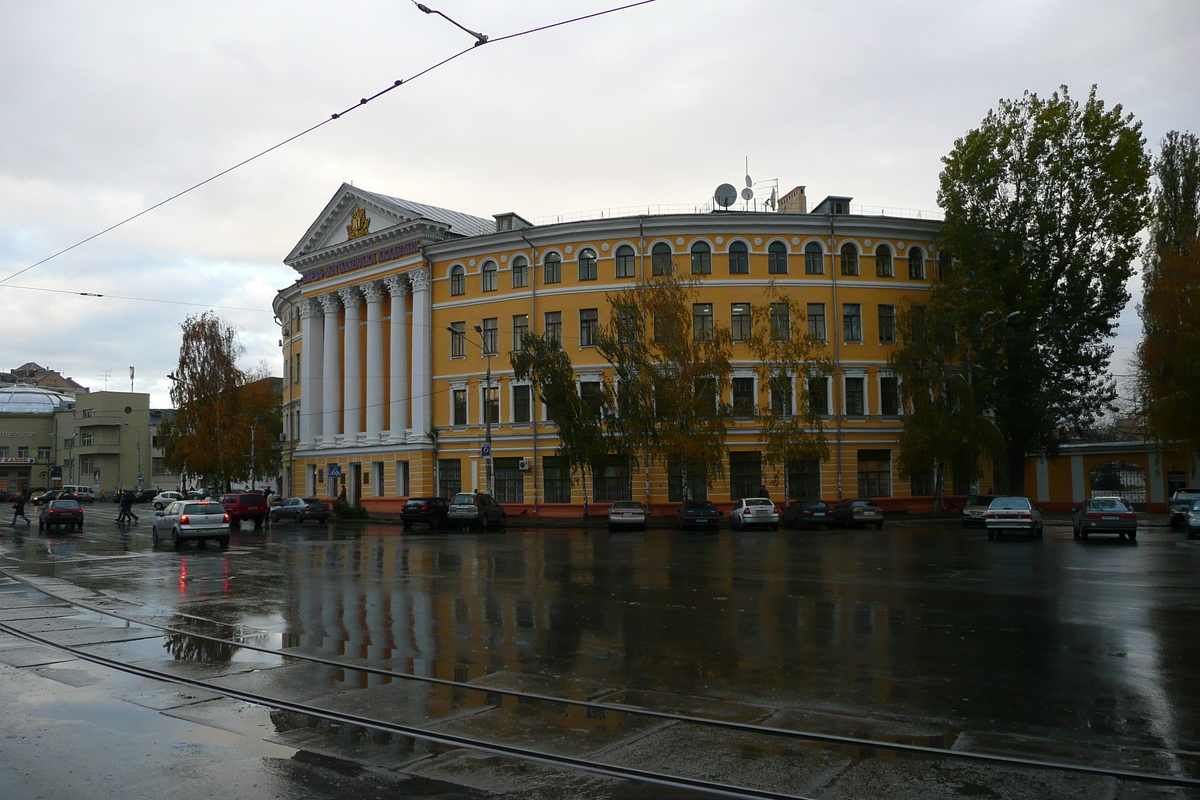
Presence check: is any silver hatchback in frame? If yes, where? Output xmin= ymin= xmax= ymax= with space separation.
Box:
xmin=447 ymin=492 xmax=507 ymax=531
xmin=152 ymin=501 xmax=231 ymax=549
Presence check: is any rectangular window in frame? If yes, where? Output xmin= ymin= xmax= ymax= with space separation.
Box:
xmin=787 ymin=459 xmax=821 ymax=499
xmin=544 ymin=311 xmax=562 ymax=343
xmin=769 ymin=374 xmax=792 ymax=416
xmin=857 ymin=449 xmax=892 ymax=498
xmin=580 ymin=308 xmax=598 ymax=347
xmin=807 ymin=303 xmax=826 ymax=341
xmin=495 ymin=457 xmax=524 ymax=503
xmin=843 ymin=303 xmax=862 ymax=343
xmin=768 ymin=245 xmax=788 ymax=274
xmin=805 ymin=248 xmax=824 ymax=275
xmin=732 ymin=377 xmax=755 ymax=416
xmin=17 ymin=446 xmax=30 ymax=458
xmin=731 ymin=303 xmax=751 ymax=342
xmin=580 ymin=381 xmax=604 ymax=414
xmin=481 ymin=317 xmax=498 ymax=355
xmin=81 ymin=431 xmax=94 ymax=446
xmin=152 ymin=457 xmax=167 ymax=475
xmin=592 ymin=455 xmax=631 ymax=503
xmin=668 ymin=458 xmax=707 ymax=502
xmin=294 ymin=353 xmax=300 ymax=383
xmin=845 ymin=376 xmax=866 ymax=416
xmin=37 ymin=447 xmax=50 ymax=460
xmin=513 ymin=385 xmax=532 ymax=423
xmin=693 ymin=303 xmax=713 ymax=341
xmin=728 ymin=244 xmax=749 ymax=274
xmin=840 ymin=248 xmax=859 ymax=276
xmin=544 ymin=255 xmax=562 ymax=284
xmin=911 ymin=468 xmax=937 ymax=497
xmin=80 ymin=456 xmax=94 ymax=477
xmin=481 ymin=264 xmax=497 ymax=292
xmin=512 ymin=258 xmax=528 ymax=288
xmin=616 ymin=247 xmax=636 ymax=278
xmin=82 ymin=409 xmax=94 ymax=418
xmin=543 ymin=456 xmax=571 ymax=503
xmin=876 ymin=248 xmax=893 ymax=277
xmin=878 ymin=305 xmax=896 ymax=343
xmin=578 ymin=252 xmax=597 ymax=281
xmin=880 ymin=376 xmax=900 ymax=416
xmin=438 ymin=459 xmax=462 ymax=498
xmin=770 ymin=303 xmax=790 ymax=341
xmin=512 ymin=314 xmax=529 ymax=352
xmin=396 ymin=460 xmax=410 ymax=496
xmin=690 ymin=246 xmax=711 ymax=275
xmin=483 ymin=384 xmax=499 ymax=425
xmin=449 ymin=321 xmax=465 ymax=357
xmin=807 ymin=376 xmax=829 ymax=415
xmin=452 ymin=388 xmax=468 ymax=426
xmin=0 ymin=446 xmax=9 ymax=457
xmin=729 ymin=452 xmax=762 ymax=501
xmin=909 ymin=250 xmax=925 ymax=280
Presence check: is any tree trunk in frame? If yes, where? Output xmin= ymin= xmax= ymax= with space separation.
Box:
xmin=933 ymin=459 xmax=944 ymax=516
xmin=1006 ymin=440 xmax=1027 ymax=496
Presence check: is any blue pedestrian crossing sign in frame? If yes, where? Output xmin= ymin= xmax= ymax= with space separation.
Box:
xmin=328 ymin=464 xmax=343 ymax=479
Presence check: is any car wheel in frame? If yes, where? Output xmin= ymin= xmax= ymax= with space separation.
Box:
xmin=172 ymin=529 xmax=182 ymax=549
xmin=1036 ymin=525 xmax=1044 ymax=539
xmin=1189 ymin=529 xmax=1197 ymax=540
xmin=1081 ymin=531 xmax=1089 ymax=541
xmin=152 ymin=529 xmax=160 ymax=547
xmin=772 ymin=523 xmax=779 ymax=531
xmin=1073 ymin=527 xmax=1080 ymax=540
xmin=218 ymin=536 xmax=230 ymax=549
xmin=876 ymin=522 xmax=884 ymax=530
xmin=499 ymin=514 xmax=507 ymax=531
xmin=253 ymin=516 xmax=263 ymax=530
xmin=1128 ymin=530 xmax=1136 ymax=541
xmin=154 ymin=502 xmax=163 ymax=510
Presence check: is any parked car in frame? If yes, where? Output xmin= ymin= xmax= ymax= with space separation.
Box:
xmin=152 ymin=500 xmax=231 ymax=549
xmin=399 ymin=497 xmax=450 ymax=529
xmin=151 ymin=491 xmax=183 ymax=510
xmin=38 ymin=499 xmax=83 ymax=532
xmin=985 ymin=496 xmax=1044 ymax=539
xmin=59 ymin=485 xmax=96 ymax=503
xmin=676 ymin=499 xmax=720 ymax=531
xmin=1187 ymin=500 xmax=1200 ymax=540
xmin=1072 ymin=497 xmax=1138 ymax=541
xmin=447 ymin=492 xmax=507 ymax=531
xmin=832 ymin=498 xmax=885 ymax=529
xmin=729 ymin=497 xmax=779 ymax=531
xmin=135 ymin=489 xmax=158 ymax=504
xmin=270 ymin=496 xmax=330 ymax=524
xmin=1168 ymin=488 xmax=1200 ymax=530
xmin=217 ymin=493 xmax=269 ymax=529
xmin=607 ymin=500 xmax=647 ymax=531
xmin=782 ymin=499 xmax=833 ymax=530
xmin=38 ymin=489 xmax=79 ymax=505
xmin=961 ymin=493 xmax=992 ymax=528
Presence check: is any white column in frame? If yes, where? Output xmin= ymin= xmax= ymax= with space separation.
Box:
xmin=339 ymin=285 xmax=363 ymax=441
xmin=384 ymin=274 xmax=410 ymax=438
xmin=362 ymin=281 xmax=385 ymax=444
xmin=408 ymin=267 xmax=433 ymax=441
xmin=320 ymin=292 xmax=342 ymax=446
xmin=299 ymin=298 xmax=323 ymax=446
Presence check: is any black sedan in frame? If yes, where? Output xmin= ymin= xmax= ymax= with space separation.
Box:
xmin=400 ymin=497 xmax=450 ymax=529
xmin=676 ymin=499 xmax=720 ymax=531
xmin=782 ymin=499 xmax=833 ymax=530
xmin=1072 ymin=497 xmax=1138 ymax=541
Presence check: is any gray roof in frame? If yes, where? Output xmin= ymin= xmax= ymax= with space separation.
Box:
xmin=0 ymin=385 xmax=73 ymax=414
xmin=360 ymin=190 xmax=493 ymax=238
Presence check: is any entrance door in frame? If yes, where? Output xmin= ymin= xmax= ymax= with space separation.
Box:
xmin=350 ymin=463 xmax=362 ymax=506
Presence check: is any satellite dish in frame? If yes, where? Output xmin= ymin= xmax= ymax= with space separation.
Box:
xmin=745 ymin=175 xmax=753 ymax=188
xmin=714 ymin=184 xmax=737 ymax=208
xmin=741 ymin=187 xmax=754 ymax=201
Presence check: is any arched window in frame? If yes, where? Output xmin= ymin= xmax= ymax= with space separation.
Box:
xmin=544 ymin=252 xmax=562 ymax=284
xmin=511 ymin=255 xmax=528 ymax=288
xmin=768 ymin=241 xmax=788 ymax=274
xmin=651 ymin=242 xmax=672 ymax=276
xmin=690 ymin=241 xmax=711 ymax=274
xmin=804 ymin=242 xmax=824 ymax=275
xmin=875 ymin=244 xmax=893 ymax=278
xmin=450 ymin=265 xmax=465 ymax=296
xmin=578 ymin=248 xmax=597 ymax=281
xmin=840 ymin=243 xmax=859 ymax=276
xmin=728 ymin=241 xmax=749 ymax=274
xmin=481 ymin=260 xmax=498 ymax=292
xmin=908 ymin=246 xmax=925 ymax=280
xmin=615 ymin=244 xmax=636 ymax=278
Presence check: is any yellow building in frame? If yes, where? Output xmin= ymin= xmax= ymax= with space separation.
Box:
xmin=274 ymin=183 xmax=973 ymax=516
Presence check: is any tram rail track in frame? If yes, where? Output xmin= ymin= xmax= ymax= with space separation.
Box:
xmin=2 ymin=564 xmax=1198 ymax=798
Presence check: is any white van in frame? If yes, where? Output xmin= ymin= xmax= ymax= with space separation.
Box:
xmin=61 ymin=485 xmax=97 ymax=503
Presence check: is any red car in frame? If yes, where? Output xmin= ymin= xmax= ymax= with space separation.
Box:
xmin=39 ymin=499 xmax=84 ymax=532
xmin=217 ymin=492 xmax=269 ymax=529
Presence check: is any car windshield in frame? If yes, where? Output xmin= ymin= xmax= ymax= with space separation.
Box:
xmin=611 ymin=501 xmax=642 ymax=510
xmin=1176 ymin=492 xmax=1200 ymax=502
xmin=303 ymin=498 xmax=324 ymax=504
xmin=1190 ymin=499 xmax=1200 ymax=511
xmin=53 ymin=500 xmax=81 ymax=510
xmin=683 ymin=501 xmax=715 ymax=510
xmin=451 ymin=493 xmax=476 ymax=505
xmin=744 ymin=498 xmax=773 ymax=506
xmin=990 ymin=497 xmax=1030 ymax=509
xmin=1089 ymin=498 xmax=1129 ymax=511
xmin=184 ymin=503 xmax=223 ymax=514
xmin=966 ymin=494 xmax=989 ymax=506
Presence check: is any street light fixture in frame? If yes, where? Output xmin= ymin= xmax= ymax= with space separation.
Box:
xmin=446 ymin=324 xmax=494 ymax=495
xmin=967 ymin=310 xmax=1021 ymax=387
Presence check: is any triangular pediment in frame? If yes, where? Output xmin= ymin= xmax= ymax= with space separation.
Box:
xmin=284 ymin=184 xmax=493 ymax=270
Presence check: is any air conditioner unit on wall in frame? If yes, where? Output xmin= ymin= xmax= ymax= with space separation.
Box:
xmin=518 ymin=459 xmax=531 ymax=471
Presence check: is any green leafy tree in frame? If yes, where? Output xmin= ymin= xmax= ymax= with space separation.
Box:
xmin=1137 ymin=131 xmax=1200 ymax=460
xmin=596 ymin=270 xmax=732 ymax=502
xmin=510 ymin=332 xmax=608 ymax=518
xmin=746 ymin=285 xmax=831 ymax=488
xmin=935 ymin=85 xmax=1150 ymax=493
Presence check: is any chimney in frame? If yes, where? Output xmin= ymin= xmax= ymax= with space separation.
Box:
xmin=778 ymin=186 xmax=807 ymax=214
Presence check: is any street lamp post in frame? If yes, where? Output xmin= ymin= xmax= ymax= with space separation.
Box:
xmin=122 ymin=423 xmax=143 ymax=489
xmin=447 ymin=324 xmax=494 ymax=495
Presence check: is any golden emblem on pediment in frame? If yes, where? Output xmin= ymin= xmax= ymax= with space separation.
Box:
xmin=346 ymin=207 xmax=371 ymax=239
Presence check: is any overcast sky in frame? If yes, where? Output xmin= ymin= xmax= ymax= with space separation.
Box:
xmin=2 ymin=0 xmax=1197 ymax=408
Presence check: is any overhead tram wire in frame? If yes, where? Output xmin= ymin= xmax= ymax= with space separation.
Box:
xmin=0 ymin=0 xmax=660 ymax=294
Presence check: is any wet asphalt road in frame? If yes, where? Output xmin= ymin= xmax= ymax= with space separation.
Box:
xmin=2 ymin=504 xmax=1199 ymax=798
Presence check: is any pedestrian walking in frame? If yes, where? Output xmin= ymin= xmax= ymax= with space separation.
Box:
xmin=116 ymin=490 xmax=138 ymax=524
xmin=757 ymin=483 xmax=770 ymax=499
xmin=11 ymin=493 xmax=31 ymax=526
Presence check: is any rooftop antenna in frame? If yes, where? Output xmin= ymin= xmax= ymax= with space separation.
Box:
xmin=97 ymin=370 xmax=111 ymax=391
xmin=129 ymin=366 xmax=135 ymax=393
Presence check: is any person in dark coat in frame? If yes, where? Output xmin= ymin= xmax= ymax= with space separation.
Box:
xmin=757 ymin=484 xmax=770 ymax=499
xmin=116 ymin=490 xmax=138 ymax=524
xmin=11 ymin=493 xmax=31 ymax=526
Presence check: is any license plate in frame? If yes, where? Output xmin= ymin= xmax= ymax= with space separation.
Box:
xmin=1102 ymin=516 xmax=1118 ymax=520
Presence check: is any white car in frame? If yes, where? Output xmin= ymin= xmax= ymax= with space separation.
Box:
xmin=151 ymin=491 xmax=183 ymax=510
xmin=152 ymin=500 xmax=230 ymax=549
xmin=607 ymin=501 xmax=647 ymax=531
xmin=985 ymin=496 xmax=1044 ymax=539
xmin=730 ymin=497 xmax=779 ymax=531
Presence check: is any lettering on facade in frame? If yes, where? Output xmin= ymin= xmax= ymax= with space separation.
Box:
xmin=0 ymin=432 xmax=37 ymax=438
xmin=346 ymin=207 xmax=371 ymax=239
xmin=0 ymin=458 xmax=36 ymax=464
xmin=301 ymin=240 xmax=422 ymax=284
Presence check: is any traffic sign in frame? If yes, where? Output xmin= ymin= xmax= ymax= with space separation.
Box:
xmin=327 ymin=464 xmax=343 ymax=479
xmin=481 ymin=445 xmax=491 ymax=458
